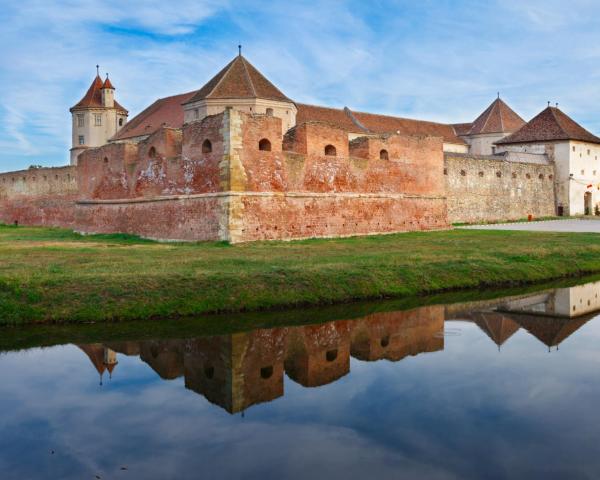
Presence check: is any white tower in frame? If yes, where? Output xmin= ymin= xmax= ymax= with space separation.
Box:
xmin=69 ymin=66 xmax=128 ymax=165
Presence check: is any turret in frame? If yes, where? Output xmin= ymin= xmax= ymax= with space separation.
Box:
xmin=101 ymin=75 xmax=115 ymax=108
xmin=69 ymin=66 xmax=128 ymax=165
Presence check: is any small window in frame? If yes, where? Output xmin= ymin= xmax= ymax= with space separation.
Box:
xmin=94 ymin=114 xmax=102 ymax=126
xmin=118 ymin=118 xmax=124 ymax=127
xmin=460 ymin=170 xmax=466 ymax=176
xmin=194 ymin=108 xmax=199 ymax=120
xmin=581 ymin=170 xmax=585 ymax=175
xmin=324 ymin=144 xmax=336 ymax=156
xmin=202 ymin=139 xmax=212 ymax=153
xmin=496 ymin=171 xmax=502 ymax=178
xmin=478 ymin=171 xmax=484 ymax=177
xmin=380 ymin=336 xmax=390 ymax=348
xmin=526 ymin=173 xmax=531 ymax=179
xmin=539 ymin=174 xmax=544 ymax=180
xmin=148 ymin=146 xmax=156 ymax=158
xmin=78 ymin=135 xmax=85 ymax=145
xmin=259 ymin=138 xmax=271 ymax=151
xmin=77 ymin=114 xmax=84 ymax=127
xmin=326 ymin=349 xmax=338 ymax=362
xmin=266 ymin=108 xmax=274 ymax=116
xmin=379 ymin=149 xmax=389 ymax=160
xmin=588 ymin=149 xmax=591 ymax=155
xmin=549 ymin=174 xmax=554 ymax=180
xmin=443 ymin=168 xmax=448 ymax=175
xmin=573 ymin=146 xmax=576 ymax=152
xmin=260 ymin=366 xmax=273 ymax=379
xmin=512 ymin=172 xmax=517 ymax=179
xmin=204 ymin=366 xmax=214 ymax=379
xmin=103 ymin=157 xmax=109 ymax=164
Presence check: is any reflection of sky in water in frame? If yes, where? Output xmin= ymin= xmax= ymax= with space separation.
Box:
xmin=1 ymin=313 xmax=600 ymax=479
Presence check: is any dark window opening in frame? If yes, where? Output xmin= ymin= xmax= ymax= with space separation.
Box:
xmin=259 ymin=138 xmax=272 ymax=151
xmin=204 ymin=366 xmax=215 ymax=379
xmin=118 ymin=118 xmax=124 ymax=127
xmin=260 ymin=366 xmax=273 ymax=379
xmin=326 ymin=349 xmax=338 ymax=362
xmin=266 ymin=108 xmax=274 ymax=116
xmin=379 ymin=149 xmax=389 ymax=160
xmin=148 ymin=146 xmax=156 ymax=158
xmin=103 ymin=157 xmax=109 ymax=164
xmin=202 ymin=139 xmax=212 ymax=153
xmin=380 ymin=336 xmax=390 ymax=348
xmin=324 ymin=144 xmax=337 ymax=156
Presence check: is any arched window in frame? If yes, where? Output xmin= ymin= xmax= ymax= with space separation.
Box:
xmin=148 ymin=146 xmax=156 ymax=158
xmin=380 ymin=336 xmax=390 ymax=348
xmin=103 ymin=157 xmax=109 ymax=164
xmin=202 ymin=139 xmax=212 ymax=153
xmin=324 ymin=144 xmax=336 ymax=156
xmin=259 ymin=138 xmax=271 ymax=151
xmin=266 ymin=108 xmax=274 ymax=116
xmin=379 ymin=149 xmax=389 ymax=160
xmin=118 ymin=118 xmax=124 ymax=127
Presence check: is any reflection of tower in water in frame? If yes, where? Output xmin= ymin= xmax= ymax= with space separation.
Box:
xmin=77 ymin=344 xmax=118 ymax=386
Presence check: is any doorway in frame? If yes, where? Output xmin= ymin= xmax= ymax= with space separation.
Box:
xmin=584 ymin=192 xmax=593 ymax=215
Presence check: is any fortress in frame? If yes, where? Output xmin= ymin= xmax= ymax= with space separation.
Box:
xmin=1 ymin=52 xmax=600 ymax=242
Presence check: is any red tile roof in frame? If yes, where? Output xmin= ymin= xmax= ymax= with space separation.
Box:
xmin=351 ymin=110 xmax=467 ymax=145
xmin=469 ymin=98 xmax=525 ymax=135
xmin=452 ymin=122 xmax=473 ymax=136
xmin=111 ymin=90 xmax=197 ymax=141
xmin=296 ymin=104 xmax=466 ymax=145
xmin=497 ymin=107 xmax=600 ymax=145
xmin=184 ymin=55 xmax=293 ymax=105
xmin=102 ymin=76 xmax=114 ymax=90
xmin=71 ymin=75 xmax=127 ymax=113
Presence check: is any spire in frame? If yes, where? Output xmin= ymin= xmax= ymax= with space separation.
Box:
xmin=102 ymin=73 xmax=115 ymax=90
xmin=96 ymin=64 xmax=100 ymax=76
xmin=238 ymin=44 xmax=242 ymax=56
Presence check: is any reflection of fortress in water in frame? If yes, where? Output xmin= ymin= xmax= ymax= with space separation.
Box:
xmin=78 ymin=282 xmax=599 ymax=413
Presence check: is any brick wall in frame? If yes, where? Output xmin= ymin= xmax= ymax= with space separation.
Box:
xmin=0 ymin=166 xmax=78 ymax=227
xmin=445 ymin=154 xmax=556 ymax=224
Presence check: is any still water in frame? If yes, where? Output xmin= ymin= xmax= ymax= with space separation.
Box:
xmin=1 ymin=280 xmax=600 ymax=479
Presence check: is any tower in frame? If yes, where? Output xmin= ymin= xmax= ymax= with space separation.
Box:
xmin=69 ymin=67 xmax=128 ymax=165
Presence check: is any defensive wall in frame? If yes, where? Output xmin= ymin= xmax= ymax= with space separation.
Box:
xmin=0 ymin=111 xmax=562 ymax=241
xmin=444 ymin=153 xmax=555 ymax=224
xmin=74 ymin=109 xmax=448 ymax=242
xmin=0 ymin=165 xmax=78 ymax=227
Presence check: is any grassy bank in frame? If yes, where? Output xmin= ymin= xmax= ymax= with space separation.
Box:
xmin=2 ymin=224 xmax=600 ymax=325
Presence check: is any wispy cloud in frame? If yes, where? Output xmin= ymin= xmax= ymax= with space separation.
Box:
xmin=1 ymin=0 xmax=600 ymax=171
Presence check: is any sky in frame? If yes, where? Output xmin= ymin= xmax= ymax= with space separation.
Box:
xmin=2 ymin=0 xmax=600 ymax=172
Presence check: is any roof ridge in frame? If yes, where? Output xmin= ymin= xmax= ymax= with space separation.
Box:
xmin=498 ymin=100 xmax=505 ymax=132
xmin=343 ymin=107 xmax=370 ymax=133
xmin=240 ymin=56 xmax=257 ymax=97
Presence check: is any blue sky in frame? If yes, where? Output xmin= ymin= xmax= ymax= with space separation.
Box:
xmin=2 ymin=0 xmax=600 ymax=172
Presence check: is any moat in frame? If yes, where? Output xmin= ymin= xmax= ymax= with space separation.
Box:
xmin=2 ymin=279 xmax=600 ymax=479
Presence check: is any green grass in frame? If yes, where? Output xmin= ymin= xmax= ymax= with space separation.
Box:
xmin=2 ymin=224 xmax=600 ymax=325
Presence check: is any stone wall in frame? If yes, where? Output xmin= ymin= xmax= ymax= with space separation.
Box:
xmin=0 ymin=166 xmax=78 ymax=227
xmin=445 ymin=154 xmax=555 ymax=224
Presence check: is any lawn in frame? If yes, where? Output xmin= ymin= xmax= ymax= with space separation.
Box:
xmin=2 ymin=224 xmax=600 ymax=325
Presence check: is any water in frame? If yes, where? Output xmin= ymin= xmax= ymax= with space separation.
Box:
xmin=1 ymin=280 xmax=600 ymax=479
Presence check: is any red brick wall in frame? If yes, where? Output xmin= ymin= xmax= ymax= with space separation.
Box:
xmin=0 ymin=166 xmax=78 ymax=227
